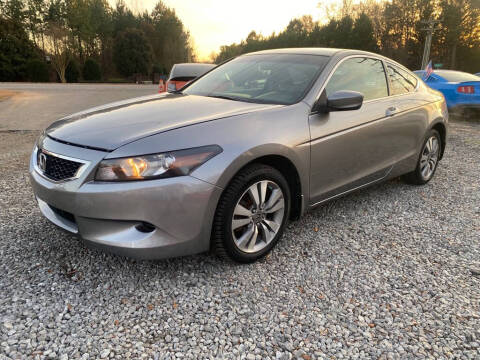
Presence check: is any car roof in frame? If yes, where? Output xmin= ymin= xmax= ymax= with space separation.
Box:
xmin=414 ymin=69 xmax=480 ymax=82
xmin=243 ymin=48 xmax=409 ymax=66
xmin=433 ymin=70 xmax=469 ymax=76
xmin=245 ymin=48 xmax=343 ymax=56
xmin=243 ymin=47 xmax=398 ymax=59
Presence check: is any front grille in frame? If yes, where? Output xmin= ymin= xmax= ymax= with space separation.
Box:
xmin=37 ymin=150 xmax=83 ymax=181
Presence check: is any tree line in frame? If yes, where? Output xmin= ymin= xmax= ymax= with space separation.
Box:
xmin=0 ymin=0 xmax=195 ymax=82
xmin=214 ymin=0 xmax=480 ymax=72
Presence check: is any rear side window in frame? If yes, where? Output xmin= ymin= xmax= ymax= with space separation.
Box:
xmin=325 ymin=57 xmax=388 ymax=101
xmin=387 ymin=64 xmax=417 ymax=95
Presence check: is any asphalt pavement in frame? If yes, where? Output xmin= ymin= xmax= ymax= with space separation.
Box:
xmin=0 ymin=83 xmax=158 ymax=131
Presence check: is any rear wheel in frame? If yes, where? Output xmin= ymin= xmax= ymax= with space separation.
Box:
xmin=212 ymin=164 xmax=290 ymax=263
xmin=403 ymin=129 xmax=441 ymax=185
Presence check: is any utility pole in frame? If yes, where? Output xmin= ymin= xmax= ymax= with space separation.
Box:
xmin=420 ymin=19 xmax=441 ymax=70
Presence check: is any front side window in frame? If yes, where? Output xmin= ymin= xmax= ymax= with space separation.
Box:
xmin=325 ymin=57 xmax=388 ymax=101
xmin=184 ymin=54 xmax=329 ymax=105
xmin=387 ymin=64 xmax=417 ymax=95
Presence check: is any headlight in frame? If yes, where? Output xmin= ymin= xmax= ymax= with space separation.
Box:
xmin=95 ymin=145 xmax=222 ymax=181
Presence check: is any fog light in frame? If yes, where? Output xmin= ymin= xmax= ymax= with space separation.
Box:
xmin=135 ymin=222 xmax=156 ymax=233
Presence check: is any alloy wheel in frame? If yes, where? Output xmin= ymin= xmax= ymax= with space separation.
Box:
xmin=231 ymin=180 xmax=285 ymax=253
xmin=420 ymin=135 xmax=440 ymax=180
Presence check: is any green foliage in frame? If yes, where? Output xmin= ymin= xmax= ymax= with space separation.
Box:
xmin=1 ymin=0 xmax=478 ymax=81
xmin=26 ymin=59 xmax=49 ymax=82
xmin=113 ymin=28 xmax=152 ymax=77
xmin=65 ymin=59 xmax=79 ymax=82
xmin=152 ymin=63 xmax=166 ymax=75
xmin=0 ymin=0 xmax=192 ymax=81
xmin=0 ymin=16 xmax=39 ymax=81
xmin=83 ymin=58 xmax=101 ymax=81
xmin=353 ymin=13 xmax=378 ymax=52
xmin=215 ymin=14 xmax=377 ymax=64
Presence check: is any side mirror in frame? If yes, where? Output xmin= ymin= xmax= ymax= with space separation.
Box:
xmin=312 ymin=90 xmax=364 ymax=113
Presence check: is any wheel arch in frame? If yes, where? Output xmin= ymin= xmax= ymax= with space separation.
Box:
xmin=241 ymin=155 xmax=303 ymax=220
xmin=213 ymin=145 xmax=307 ymax=222
xmin=430 ymin=120 xmax=447 ymax=159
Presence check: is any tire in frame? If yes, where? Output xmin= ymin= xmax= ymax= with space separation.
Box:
xmin=403 ymin=129 xmax=441 ymax=185
xmin=212 ymin=164 xmax=291 ymax=263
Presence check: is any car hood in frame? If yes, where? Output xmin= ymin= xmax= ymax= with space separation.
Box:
xmin=46 ymin=93 xmax=280 ymax=151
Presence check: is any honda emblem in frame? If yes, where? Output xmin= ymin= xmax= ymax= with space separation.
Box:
xmin=38 ymin=152 xmax=47 ymax=172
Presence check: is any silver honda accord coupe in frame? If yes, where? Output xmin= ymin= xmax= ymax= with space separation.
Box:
xmin=30 ymin=48 xmax=448 ymax=263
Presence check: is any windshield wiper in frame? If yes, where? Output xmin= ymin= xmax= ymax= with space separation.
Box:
xmin=206 ymin=94 xmax=246 ymax=102
xmin=204 ymin=94 xmax=286 ymax=105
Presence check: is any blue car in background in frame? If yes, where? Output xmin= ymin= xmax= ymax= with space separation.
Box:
xmin=414 ymin=70 xmax=480 ymax=117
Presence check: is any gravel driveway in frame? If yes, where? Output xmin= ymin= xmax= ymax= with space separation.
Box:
xmin=0 ymin=122 xmax=479 ymax=360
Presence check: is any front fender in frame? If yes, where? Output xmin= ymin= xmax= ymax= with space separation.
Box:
xmin=108 ymin=102 xmax=312 ymax=204
xmin=193 ymin=142 xmax=309 ymax=192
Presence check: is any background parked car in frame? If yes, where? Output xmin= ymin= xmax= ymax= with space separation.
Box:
xmin=159 ymin=63 xmax=215 ymax=93
xmin=414 ymin=69 xmax=480 ymax=117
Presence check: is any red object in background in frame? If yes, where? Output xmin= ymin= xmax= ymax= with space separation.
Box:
xmin=159 ymin=79 xmax=186 ymax=93
xmin=159 ymin=79 xmax=189 ymax=93
xmin=457 ymin=85 xmax=475 ymax=94
xmin=158 ymin=79 xmax=165 ymax=93
xmin=167 ymin=80 xmax=189 ymax=92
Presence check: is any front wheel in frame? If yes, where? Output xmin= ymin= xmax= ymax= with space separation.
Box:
xmin=212 ymin=164 xmax=290 ymax=263
xmin=403 ymin=129 xmax=441 ymax=185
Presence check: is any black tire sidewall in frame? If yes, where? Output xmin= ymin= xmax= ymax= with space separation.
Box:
xmin=217 ymin=165 xmax=291 ymax=262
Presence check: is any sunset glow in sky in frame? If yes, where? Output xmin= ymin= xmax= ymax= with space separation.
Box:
xmin=119 ymin=0 xmax=328 ymax=60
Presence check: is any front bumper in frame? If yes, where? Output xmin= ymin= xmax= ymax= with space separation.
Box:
xmin=29 ymin=138 xmax=222 ymax=259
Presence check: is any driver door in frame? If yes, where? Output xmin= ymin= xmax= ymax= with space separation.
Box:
xmin=308 ymin=56 xmax=400 ymax=205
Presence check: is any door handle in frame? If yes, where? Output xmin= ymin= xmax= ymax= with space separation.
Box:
xmin=386 ymin=106 xmax=398 ymax=117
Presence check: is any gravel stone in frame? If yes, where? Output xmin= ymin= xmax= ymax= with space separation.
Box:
xmin=0 ymin=122 xmax=479 ymax=359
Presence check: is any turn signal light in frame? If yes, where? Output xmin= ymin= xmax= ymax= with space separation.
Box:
xmin=457 ymin=85 xmax=475 ymax=94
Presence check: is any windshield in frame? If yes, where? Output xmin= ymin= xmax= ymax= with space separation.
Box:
xmin=183 ymin=54 xmax=329 ymax=105
xmin=435 ymin=70 xmax=480 ymax=82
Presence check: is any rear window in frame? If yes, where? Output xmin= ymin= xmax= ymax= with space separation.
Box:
xmin=387 ymin=64 xmax=417 ymax=95
xmin=434 ymin=71 xmax=480 ymax=82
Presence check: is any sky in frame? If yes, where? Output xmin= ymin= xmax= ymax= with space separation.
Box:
xmin=120 ymin=0 xmax=329 ymax=60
